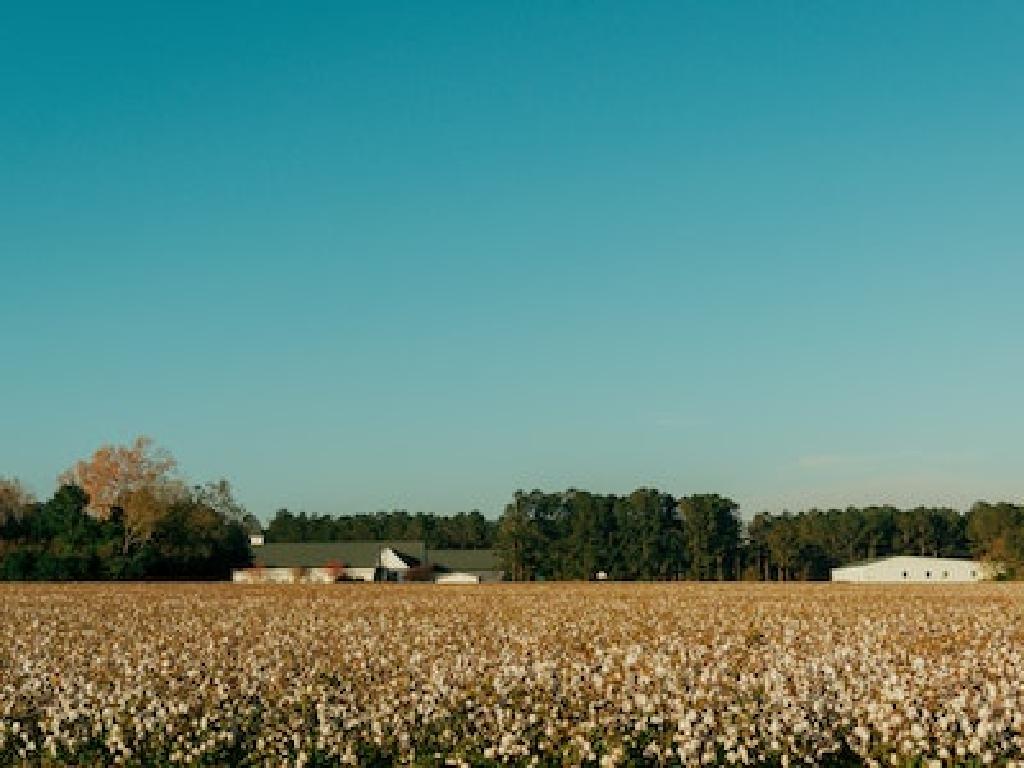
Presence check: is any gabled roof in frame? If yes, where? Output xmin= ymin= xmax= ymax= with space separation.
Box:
xmin=252 ymin=541 xmax=427 ymax=569
xmin=836 ymin=556 xmax=888 ymax=569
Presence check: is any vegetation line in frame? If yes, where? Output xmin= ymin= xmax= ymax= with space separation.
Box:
xmin=2 ymin=437 xmax=1021 ymax=581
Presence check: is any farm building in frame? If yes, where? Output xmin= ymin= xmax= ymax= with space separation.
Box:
xmin=424 ymin=548 xmax=504 ymax=583
xmin=435 ymin=572 xmax=482 ymax=585
xmin=830 ymin=555 xmax=991 ymax=583
xmin=231 ymin=540 xmax=503 ymax=584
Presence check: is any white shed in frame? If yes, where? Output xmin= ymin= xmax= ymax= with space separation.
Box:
xmin=830 ymin=556 xmax=990 ymax=583
xmin=435 ymin=572 xmax=480 ymax=585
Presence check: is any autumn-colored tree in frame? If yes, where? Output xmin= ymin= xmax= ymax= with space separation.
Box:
xmin=116 ymin=483 xmax=187 ymax=553
xmin=58 ymin=436 xmax=178 ymax=519
xmin=0 ymin=478 xmax=34 ymax=525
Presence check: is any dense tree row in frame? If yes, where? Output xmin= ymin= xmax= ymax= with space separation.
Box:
xmin=265 ymin=508 xmax=496 ymax=549
xmin=0 ymin=438 xmax=251 ymax=580
xmin=494 ymin=489 xmax=1024 ymax=581
xmin=496 ymin=490 xmax=741 ymax=581
xmin=0 ymin=483 xmax=250 ymax=580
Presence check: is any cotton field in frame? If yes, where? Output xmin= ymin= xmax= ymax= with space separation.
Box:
xmin=2 ymin=584 xmax=1023 ymax=767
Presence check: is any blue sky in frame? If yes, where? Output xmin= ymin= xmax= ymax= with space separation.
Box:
xmin=2 ymin=2 xmax=1022 ymax=520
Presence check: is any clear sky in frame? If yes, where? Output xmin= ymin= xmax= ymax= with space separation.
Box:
xmin=2 ymin=2 xmax=1023 ymax=521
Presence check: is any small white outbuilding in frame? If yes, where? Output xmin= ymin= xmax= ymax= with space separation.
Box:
xmin=435 ymin=572 xmax=480 ymax=585
xmin=830 ymin=555 xmax=990 ymax=583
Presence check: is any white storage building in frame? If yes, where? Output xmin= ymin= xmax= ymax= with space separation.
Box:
xmin=830 ymin=555 xmax=990 ymax=583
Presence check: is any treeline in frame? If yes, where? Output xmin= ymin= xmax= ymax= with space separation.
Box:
xmin=496 ymin=490 xmax=739 ymax=580
xmin=0 ymin=484 xmax=250 ymax=580
xmin=0 ymin=437 xmax=252 ymax=581
xmin=746 ymin=506 xmax=964 ymax=581
xmin=495 ymin=489 xmax=1024 ymax=581
xmin=746 ymin=502 xmax=1024 ymax=579
xmin=5 ymin=438 xmax=1023 ymax=582
xmin=265 ymin=508 xmax=497 ymax=549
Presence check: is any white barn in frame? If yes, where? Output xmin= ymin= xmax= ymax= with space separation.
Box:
xmin=831 ymin=555 xmax=990 ymax=583
xmin=232 ymin=542 xmax=426 ymax=584
xmin=231 ymin=541 xmax=504 ymax=584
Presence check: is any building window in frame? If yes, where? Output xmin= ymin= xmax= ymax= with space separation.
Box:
xmin=902 ymin=571 xmax=908 ymax=579
xmin=942 ymin=571 xmax=949 ymax=579
xmin=971 ymin=570 xmax=977 ymax=578
xmin=926 ymin=571 xmax=932 ymax=579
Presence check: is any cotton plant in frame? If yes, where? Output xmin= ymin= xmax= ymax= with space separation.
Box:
xmin=0 ymin=583 xmax=1022 ymax=766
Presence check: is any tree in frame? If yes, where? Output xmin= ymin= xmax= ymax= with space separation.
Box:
xmin=967 ymin=501 xmax=1024 ymax=570
xmin=765 ymin=513 xmax=800 ymax=581
xmin=745 ymin=512 xmax=774 ymax=581
xmin=565 ymin=491 xmax=610 ymax=580
xmin=58 ymin=436 xmax=178 ymax=519
xmin=144 ymin=495 xmax=250 ymax=580
xmin=618 ymin=489 xmax=681 ymax=580
xmin=679 ymin=494 xmax=740 ymax=580
xmin=0 ymin=478 xmax=33 ymax=526
xmin=194 ymin=479 xmax=246 ymax=523
xmin=241 ymin=513 xmax=263 ymax=537
xmin=496 ymin=493 xmax=541 ymax=581
xmin=0 ymin=484 xmax=113 ymax=580
xmin=494 ymin=488 xmax=689 ymax=582
xmin=116 ymin=483 xmax=187 ymax=553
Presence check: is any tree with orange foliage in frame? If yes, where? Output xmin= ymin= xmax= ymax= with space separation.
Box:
xmin=58 ymin=436 xmax=178 ymax=520
xmin=117 ymin=483 xmax=188 ymax=553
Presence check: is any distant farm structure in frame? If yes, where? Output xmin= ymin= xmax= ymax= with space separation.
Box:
xmin=830 ymin=555 xmax=994 ymax=583
xmin=232 ymin=540 xmax=503 ymax=585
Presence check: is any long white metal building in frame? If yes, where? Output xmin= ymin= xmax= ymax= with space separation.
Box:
xmin=830 ymin=555 xmax=990 ymax=583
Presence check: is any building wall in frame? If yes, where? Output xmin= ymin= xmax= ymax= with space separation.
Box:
xmin=831 ymin=556 xmax=988 ymax=583
xmin=379 ymin=548 xmax=412 ymax=570
xmin=435 ymin=572 xmax=480 ymax=584
xmin=232 ymin=566 xmax=402 ymax=583
xmin=232 ymin=567 xmax=305 ymax=584
xmin=307 ymin=567 xmax=343 ymax=584
xmin=344 ymin=567 xmax=376 ymax=582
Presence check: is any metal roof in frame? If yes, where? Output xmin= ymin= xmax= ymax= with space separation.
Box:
xmin=250 ymin=541 xmax=502 ymax=572
xmin=252 ymin=541 xmax=426 ymax=568
xmin=834 ymin=555 xmax=981 ymax=570
xmin=427 ymin=548 xmax=503 ymax=572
